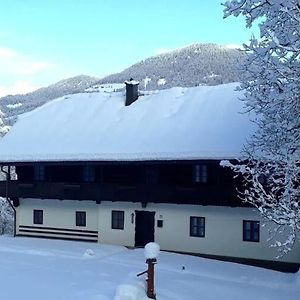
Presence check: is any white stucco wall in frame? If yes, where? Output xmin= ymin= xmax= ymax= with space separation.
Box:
xmin=97 ymin=201 xmax=300 ymax=264
xmin=98 ymin=202 xmax=136 ymax=247
xmin=16 ymin=199 xmax=300 ymax=264
xmin=16 ymin=198 xmax=98 ymax=241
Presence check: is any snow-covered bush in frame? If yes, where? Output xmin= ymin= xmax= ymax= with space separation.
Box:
xmin=0 ymin=197 xmax=14 ymax=235
xmin=223 ymin=0 xmax=300 ymax=255
xmin=83 ymin=249 xmax=95 ymax=258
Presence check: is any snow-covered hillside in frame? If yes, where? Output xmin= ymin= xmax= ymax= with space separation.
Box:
xmin=0 ymin=83 xmax=256 ymax=162
xmin=0 ymin=75 xmax=99 ymax=124
xmin=97 ymin=43 xmax=243 ymax=90
xmin=0 ymin=44 xmax=242 ymax=126
xmin=0 ymin=237 xmax=298 ymax=300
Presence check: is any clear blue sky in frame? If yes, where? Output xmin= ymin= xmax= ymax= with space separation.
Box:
xmin=0 ymin=0 xmax=257 ymax=96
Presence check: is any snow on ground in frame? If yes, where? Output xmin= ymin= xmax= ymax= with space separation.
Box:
xmin=0 ymin=236 xmax=298 ymax=300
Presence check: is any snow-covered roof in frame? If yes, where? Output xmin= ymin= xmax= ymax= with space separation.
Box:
xmin=0 ymin=83 xmax=256 ymax=163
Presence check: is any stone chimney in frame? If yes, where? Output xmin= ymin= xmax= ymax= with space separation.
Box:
xmin=124 ymin=78 xmax=139 ymax=106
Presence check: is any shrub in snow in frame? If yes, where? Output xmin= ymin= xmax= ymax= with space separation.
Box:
xmin=83 ymin=249 xmax=95 ymax=258
xmin=0 ymin=197 xmax=14 ymax=235
xmin=144 ymin=242 xmax=160 ymax=260
xmin=223 ymin=0 xmax=300 ymax=255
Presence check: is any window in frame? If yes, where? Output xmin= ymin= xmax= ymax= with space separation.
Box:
xmin=243 ymin=220 xmax=260 ymax=242
xmin=33 ymin=209 xmax=43 ymax=224
xmin=194 ymin=164 xmax=208 ymax=183
xmin=76 ymin=211 xmax=86 ymax=227
xmin=112 ymin=210 xmax=124 ymax=230
xmin=83 ymin=166 xmax=95 ymax=182
xmin=34 ymin=165 xmax=45 ymax=181
xmin=146 ymin=166 xmax=158 ymax=184
xmin=157 ymin=220 xmax=163 ymax=228
xmin=190 ymin=216 xmax=205 ymax=237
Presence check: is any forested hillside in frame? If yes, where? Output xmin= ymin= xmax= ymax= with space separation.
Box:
xmin=97 ymin=43 xmax=243 ymax=90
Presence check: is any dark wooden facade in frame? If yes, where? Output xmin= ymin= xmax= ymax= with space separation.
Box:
xmin=0 ymin=160 xmax=246 ymax=207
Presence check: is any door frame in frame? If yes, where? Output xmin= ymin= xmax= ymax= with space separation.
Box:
xmin=134 ymin=210 xmax=155 ymax=247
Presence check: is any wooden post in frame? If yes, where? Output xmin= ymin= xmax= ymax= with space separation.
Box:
xmin=146 ymin=258 xmax=156 ymax=299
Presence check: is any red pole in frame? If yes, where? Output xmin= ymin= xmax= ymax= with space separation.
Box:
xmin=146 ymin=258 xmax=156 ymax=299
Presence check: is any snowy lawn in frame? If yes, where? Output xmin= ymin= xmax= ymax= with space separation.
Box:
xmin=0 ymin=236 xmax=298 ymax=300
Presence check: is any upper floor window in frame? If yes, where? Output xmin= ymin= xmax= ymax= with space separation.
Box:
xmin=193 ymin=164 xmax=208 ymax=183
xmin=243 ymin=220 xmax=260 ymax=242
xmin=34 ymin=165 xmax=45 ymax=181
xmin=112 ymin=210 xmax=124 ymax=230
xmin=146 ymin=166 xmax=158 ymax=184
xmin=33 ymin=209 xmax=43 ymax=224
xmin=76 ymin=211 xmax=86 ymax=227
xmin=190 ymin=216 xmax=205 ymax=237
xmin=83 ymin=165 xmax=95 ymax=182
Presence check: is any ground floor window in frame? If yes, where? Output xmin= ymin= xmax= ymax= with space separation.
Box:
xmin=190 ymin=216 xmax=205 ymax=237
xmin=243 ymin=220 xmax=260 ymax=242
xmin=112 ymin=210 xmax=124 ymax=230
xmin=33 ymin=209 xmax=43 ymax=225
xmin=76 ymin=211 xmax=86 ymax=227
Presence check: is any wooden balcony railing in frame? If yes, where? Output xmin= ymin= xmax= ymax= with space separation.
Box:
xmin=0 ymin=180 xmax=243 ymax=206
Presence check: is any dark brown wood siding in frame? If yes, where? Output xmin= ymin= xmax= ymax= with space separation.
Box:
xmin=3 ymin=160 xmax=246 ymax=207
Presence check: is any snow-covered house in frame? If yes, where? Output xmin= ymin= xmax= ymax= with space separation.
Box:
xmin=0 ymin=82 xmax=299 ymax=271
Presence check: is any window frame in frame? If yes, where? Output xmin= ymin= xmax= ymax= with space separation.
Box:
xmin=190 ymin=216 xmax=205 ymax=238
xmin=193 ymin=164 xmax=208 ymax=183
xmin=83 ymin=165 xmax=95 ymax=182
xmin=33 ymin=209 xmax=43 ymax=225
xmin=157 ymin=220 xmax=163 ymax=228
xmin=34 ymin=165 xmax=45 ymax=181
xmin=76 ymin=211 xmax=86 ymax=227
xmin=111 ymin=210 xmax=125 ymax=230
xmin=243 ymin=220 xmax=260 ymax=242
xmin=146 ymin=166 xmax=158 ymax=184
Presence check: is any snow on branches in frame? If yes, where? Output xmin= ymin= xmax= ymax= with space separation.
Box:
xmin=223 ymin=0 xmax=300 ymax=254
xmin=0 ymin=109 xmax=9 ymax=137
xmin=0 ymin=197 xmax=14 ymax=235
